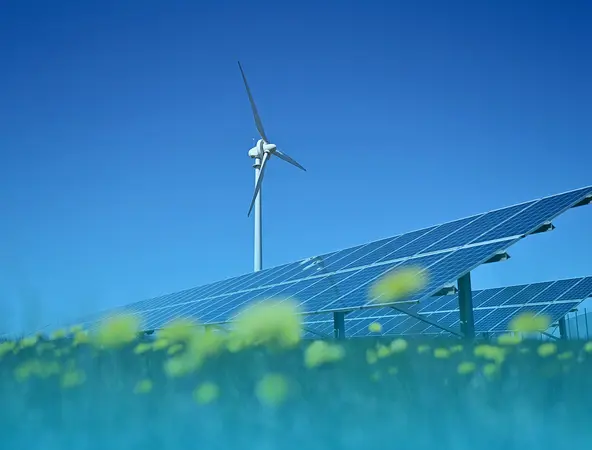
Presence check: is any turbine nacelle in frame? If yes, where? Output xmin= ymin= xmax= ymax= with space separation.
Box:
xmin=248 ymin=139 xmax=277 ymax=159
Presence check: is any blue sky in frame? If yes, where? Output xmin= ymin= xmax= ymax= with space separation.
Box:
xmin=0 ymin=0 xmax=591 ymax=333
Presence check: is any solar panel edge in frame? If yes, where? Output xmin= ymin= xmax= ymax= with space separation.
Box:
xmin=520 ymin=188 xmax=592 ymax=237
xmin=109 ymin=188 xmax=592 ymax=315
xmin=317 ymin=185 xmax=590 ymax=264
xmin=40 ymin=186 xmax=592 ymax=335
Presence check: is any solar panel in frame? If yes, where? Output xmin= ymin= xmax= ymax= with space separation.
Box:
xmin=75 ymin=186 xmax=591 ymax=333
xmin=303 ymin=277 xmax=592 ymax=339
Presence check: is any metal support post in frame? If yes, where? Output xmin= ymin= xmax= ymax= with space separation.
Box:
xmin=333 ymin=312 xmax=346 ymax=340
xmin=253 ymin=157 xmax=263 ymax=272
xmin=558 ymin=317 xmax=568 ymax=340
xmin=458 ymin=272 xmax=475 ymax=339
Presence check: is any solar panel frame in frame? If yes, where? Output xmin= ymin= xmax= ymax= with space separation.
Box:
xmin=311 ymin=276 xmax=592 ymax=339
xmin=56 ymin=186 xmax=592 ymax=334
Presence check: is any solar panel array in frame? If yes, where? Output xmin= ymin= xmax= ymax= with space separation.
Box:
xmin=302 ymin=277 xmax=592 ymax=338
xmin=73 ymin=186 xmax=591 ymax=333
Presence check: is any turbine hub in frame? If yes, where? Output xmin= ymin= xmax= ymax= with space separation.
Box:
xmin=262 ymin=143 xmax=277 ymax=153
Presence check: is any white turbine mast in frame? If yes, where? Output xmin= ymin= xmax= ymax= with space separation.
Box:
xmin=238 ymin=61 xmax=306 ymax=272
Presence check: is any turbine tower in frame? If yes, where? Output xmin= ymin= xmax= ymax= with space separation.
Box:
xmin=238 ymin=61 xmax=306 ymax=272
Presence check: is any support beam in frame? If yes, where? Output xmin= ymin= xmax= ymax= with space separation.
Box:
xmin=434 ymin=286 xmax=457 ymax=296
xmin=541 ymin=330 xmax=560 ymax=341
xmin=530 ymin=222 xmax=555 ymax=235
xmin=573 ymin=194 xmax=592 ymax=208
xmin=558 ymin=317 xmax=568 ymax=340
xmin=333 ymin=312 xmax=346 ymax=340
xmin=458 ymin=272 xmax=475 ymax=339
xmin=303 ymin=326 xmax=331 ymax=339
xmin=389 ymin=305 xmax=463 ymax=337
xmin=485 ymin=252 xmax=510 ymax=264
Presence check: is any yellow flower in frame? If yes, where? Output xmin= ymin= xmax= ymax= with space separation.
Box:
xmin=369 ymin=266 xmax=427 ymax=304
xmin=158 ymin=318 xmax=201 ymax=344
xmin=390 ymin=338 xmax=408 ymax=353
xmin=537 ymin=342 xmax=557 ymax=357
xmin=509 ymin=312 xmax=550 ymax=333
xmin=417 ymin=344 xmax=430 ymax=354
xmin=433 ymin=348 xmax=450 ymax=359
xmin=483 ymin=363 xmax=499 ymax=378
xmin=152 ymin=338 xmax=170 ymax=351
xmin=0 ymin=341 xmax=16 ymax=358
xmin=366 ymin=348 xmax=378 ymax=364
xmin=457 ymin=361 xmax=476 ymax=375
xmin=133 ymin=343 xmax=152 ymax=354
xmin=93 ymin=313 xmax=141 ymax=348
xmin=20 ymin=336 xmax=39 ymax=348
xmin=133 ymin=379 xmax=153 ymax=394
xmin=167 ymin=343 xmax=184 ymax=355
xmin=193 ymin=382 xmax=219 ymax=404
xmin=69 ymin=324 xmax=84 ymax=334
xmin=72 ymin=330 xmax=90 ymax=346
xmin=304 ymin=341 xmax=345 ymax=369
xmin=61 ymin=369 xmax=86 ymax=388
xmin=376 ymin=344 xmax=391 ymax=359
xmin=256 ymin=373 xmax=289 ymax=407
xmin=497 ymin=333 xmax=522 ymax=346
xmin=474 ymin=345 xmax=505 ymax=364
xmin=368 ymin=322 xmax=382 ymax=333
xmin=164 ymin=355 xmax=195 ymax=378
xmin=230 ymin=299 xmax=302 ymax=349
xmin=50 ymin=329 xmax=67 ymax=340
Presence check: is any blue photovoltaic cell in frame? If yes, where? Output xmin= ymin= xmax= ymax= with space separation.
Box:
xmin=539 ymin=302 xmax=578 ymax=321
xmin=475 ymin=188 xmax=592 ymax=243
xmin=478 ymin=286 xmax=527 ymax=308
xmin=320 ymin=252 xmax=453 ymax=312
xmin=421 ymin=202 xmax=536 ymax=254
xmin=558 ymin=277 xmax=592 ymax=301
xmin=529 ymin=279 xmax=582 ymax=303
xmin=476 ymin=307 xmax=521 ymax=331
xmin=471 ymin=288 xmax=506 ymax=308
xmin=321 ymin=237 xmax=401 ymax=273
xmin=348 ymin=228 xmax=437 ymax=268
xmin=500 ymin=282 xmax=554 ymax=305
xmin=396 ymin=240 xmax=519 ymax=307
xmin=379 ymin=216 xmax=481 ymax=262
xmin=63 ymin=186 xmax=591 ymax=333
xmin=303 ymin=277 xmax=592 ymax=338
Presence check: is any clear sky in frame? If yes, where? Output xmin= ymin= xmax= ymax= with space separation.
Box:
xmin=0 ymin=0 xmax=591 ymax=334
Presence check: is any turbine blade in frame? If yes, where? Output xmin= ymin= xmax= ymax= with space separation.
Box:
xmin=247 ymin=152 xmax=269 ymax=217
xmin=274 ymin=149 xmax=306 ymax=171
xmin=238 ymin=61 xmax=269 ymax=143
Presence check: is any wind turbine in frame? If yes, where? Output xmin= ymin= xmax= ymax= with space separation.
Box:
xmin=238 ymin=61 xmax=306 ymax=272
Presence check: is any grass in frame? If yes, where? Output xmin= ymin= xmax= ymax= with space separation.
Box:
xmin=1 ymin=267 xmax=591 ymax=449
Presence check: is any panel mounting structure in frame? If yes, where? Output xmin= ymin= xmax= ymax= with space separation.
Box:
xmin=302 ymin=277 xmax=592 ymax=338
xmin=62 ymin=186 xmax=592 ymax=334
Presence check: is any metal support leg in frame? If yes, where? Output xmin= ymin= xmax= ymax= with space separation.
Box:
xmin=333 ymin=312 xmax=346 ymax=340
xmin=558 ymin=317 xmax=568 ymax=340
xmin=458 ymin=272 xmax=475 ymax=339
